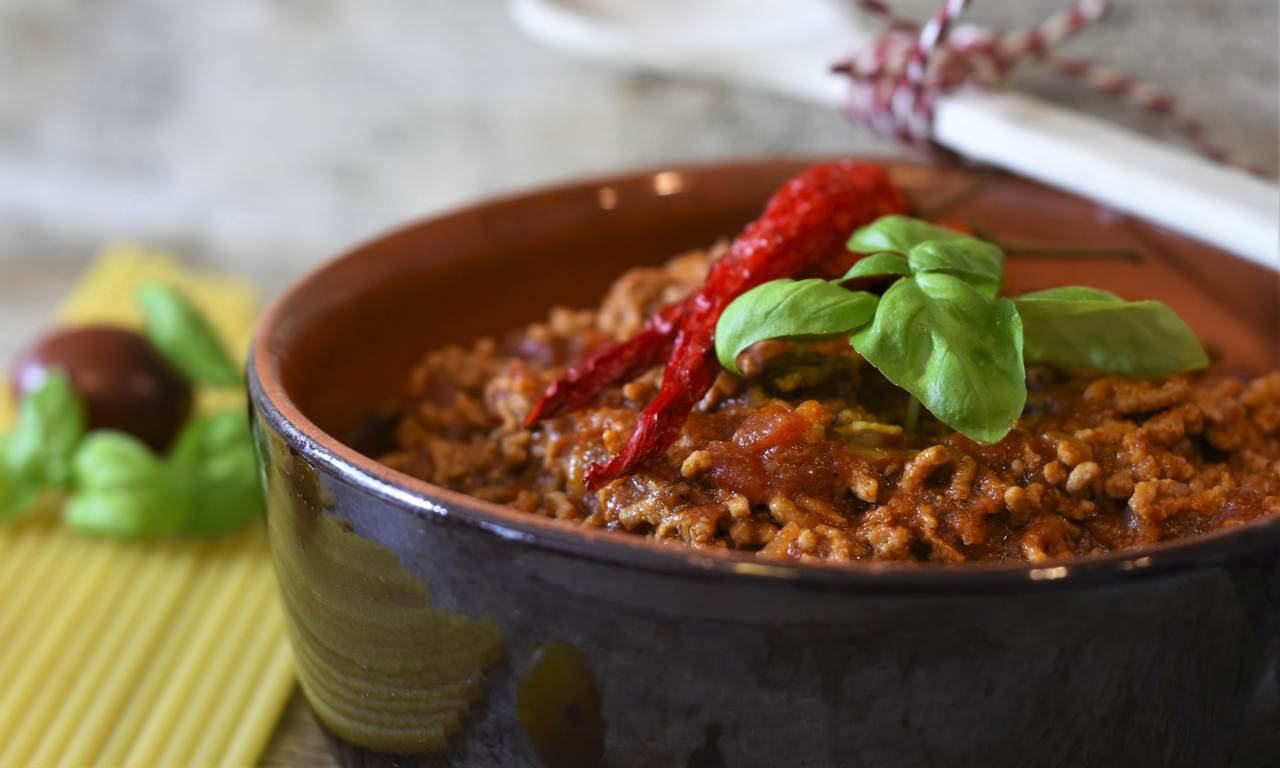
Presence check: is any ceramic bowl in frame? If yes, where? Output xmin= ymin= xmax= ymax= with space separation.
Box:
xmin=248 ymin=158 xmax=1280 ymax=768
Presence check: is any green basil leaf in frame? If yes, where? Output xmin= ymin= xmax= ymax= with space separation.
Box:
xmin=715 ymin=279 xmax=879 ymax=375
xmin=187 ymin=451 xmax=261 ymax=535
xmin=72 ymin=431 xmax=164 ymax=488
xmin=851 ymin=273 xmax=1026 ymax=443
xmin=847 ymin=215 xmax=967 ymax=254
xmin=65 ymin=431 xmax=193 ymax=537
xmin=169 ymin=411 xmax=263 ymax=535
xmin=169 ymin=410 xmax=246 ymax=469
xmin=1017 ymin=286 xmax=1123 ymax=303
xmin=0 ymin=459 xmax=43 ymax=523
xmin=907 ymin=238 xmax=1004 ymax=297
xmin=4 ymin=371 xmax=85 ymax=489
xmin=0 ymin=438 xmax=15 ymax=518
xmin=1015 ymin=287 xmax=1209 ymax=376
xmin=0 ymin=434 xmax=40 ymax=522
xmin=137 ymin=282 xmax=241 ymax=388
xmin=64 ymin=487 xmax=188 ymax=539
xmin=840 ymin=252 xmax=912 ymax=281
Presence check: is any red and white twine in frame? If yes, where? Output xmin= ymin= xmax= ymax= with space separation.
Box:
xmin=833 ymin=0 xmax=1259 ymax=173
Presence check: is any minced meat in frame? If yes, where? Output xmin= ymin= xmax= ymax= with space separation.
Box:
xmin=381 ymin=248 xmax=1280 ymax=564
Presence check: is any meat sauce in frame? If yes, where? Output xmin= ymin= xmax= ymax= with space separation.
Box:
xmin=382 ymin=248 xmax=1280 ymax=564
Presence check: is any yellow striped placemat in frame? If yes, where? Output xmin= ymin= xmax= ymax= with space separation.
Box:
xmin=0 ymin=246 xmax=296 ymax=767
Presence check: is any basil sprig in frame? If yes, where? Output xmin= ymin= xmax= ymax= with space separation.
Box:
xmin=715 ymin=215 xmax=1209 ymax=443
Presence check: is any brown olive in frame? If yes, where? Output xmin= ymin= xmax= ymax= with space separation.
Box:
xmin=11 ymin=325 xmax=192 ymax=452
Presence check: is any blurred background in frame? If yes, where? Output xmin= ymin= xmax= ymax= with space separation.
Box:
xmin=1 ymin=0 xmax=1276 ymax=361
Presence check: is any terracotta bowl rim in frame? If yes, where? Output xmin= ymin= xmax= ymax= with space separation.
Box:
xmin=248 ymin=155 xmax=1280 ymax=592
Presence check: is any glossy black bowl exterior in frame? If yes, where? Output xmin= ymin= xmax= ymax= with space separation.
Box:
xmin=249 ymin=159 xmax=1280 ymax=767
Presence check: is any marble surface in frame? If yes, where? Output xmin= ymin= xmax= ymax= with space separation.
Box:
xmin=2 ymin=0 xmax=1276 ymax=362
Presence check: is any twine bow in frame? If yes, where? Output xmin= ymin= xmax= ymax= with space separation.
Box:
xmin=833 ymin=0 xmax=1258 ymax=173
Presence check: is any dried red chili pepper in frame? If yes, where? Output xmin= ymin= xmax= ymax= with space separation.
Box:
xmin=524 ymin=299 xmax=684 ymax=425
xmin=527 ymin=160 xmax=908 ymax=488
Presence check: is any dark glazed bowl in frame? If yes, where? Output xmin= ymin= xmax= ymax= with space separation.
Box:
xmin=248 ymin=158 xmax=1280 ymax=768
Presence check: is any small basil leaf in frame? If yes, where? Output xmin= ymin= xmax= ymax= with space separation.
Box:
xmin=4 ymin=371 xmax=85 ymax=489
xmin=1015 ymin=287 xmax=1209 ymax=376
xmin=64 ymin=487 xmax=188 ymax=539
xmin=169 ymin=410 xmax=246 ymax=468
xmin=72 ymin=431 xmax=164 ymax=488
xmin=0 ymin=438 xmax=14 ymax=519
xmin=0 ymin=435 xmax=41 ymax=524
xmin=852 ymin=273 xmax=1026 ymax=444
xmin=169 ymin=411 xmax=263 ymax=535
xmin=715 ymin=279 xmax=879 ymax=375
xmin=187 ymin=451 xmax=261 ymax=535
xmin=847 ymin=215 xmax=966 ymax=254
xmin=0 ymin=460 xmax=43 ymax=523
xmin=65 ymin=431 xmax=193 ymax=537
xmin=1017 ymin=286 xmax=1123 ymax=303
xmin=907 ymin=238 xmax=1005 ymax=297
xmin=137 ymin=282 xmax=241 ymax=388
xmin=840 ymin=252 xmax=912 ymax=281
